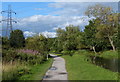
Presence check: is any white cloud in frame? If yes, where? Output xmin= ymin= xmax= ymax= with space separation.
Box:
xmin=49 ymin=2 xmax=90 ymax=16
xmin=53 ymin=16 xmax=94 ymax=30
xmin=23 ymin=31 xmax=56 ymax=38
xmin=22 ymin=15 xmax=40 ymax=22
xmin=12 ymin=15 xmax=94 ymax=34
xmin=49 ymin=2 xmax=118 ymax=16
xmin=3 ymin=2 xmax=117 ymax=33
xmin=39 ymin=31 xmax=57 ymax=38
xmin=24 ymin=31 xmax=36 ymax=37
xmin=1 ymin=2 xmax=118 ymax=37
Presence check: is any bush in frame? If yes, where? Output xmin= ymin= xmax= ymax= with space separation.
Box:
xmin=61 ymin=50 xmax=75 ymax=56
xmin=17 ymin=52 xmax=45 ymax=65
xmin=62 ymin=51 xmax=70 ymax=55
xmin=74 ymin=50 xmax=92 ymax=56
xmin=2 ymin=49 xmax=47 ymax=80
xmin=2 ymin=48 xmax=46 ymax=65
xmin=99 ymin=50 xmax=118 ymax=59
xmin=9 ymin=29 xmax=25 ymax=48
xmin=2 ymin=49 xmax=17 ymax=63
xmin=2 ymin=63 xmax=29 ymax=80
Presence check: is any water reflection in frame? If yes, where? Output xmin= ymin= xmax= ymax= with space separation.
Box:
xmin=90 ymin=56 xmax=119 ymax=72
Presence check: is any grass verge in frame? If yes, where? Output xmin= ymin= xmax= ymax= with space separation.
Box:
xmin=62 ymin=54 xmax=118 ymax=80
xmin=2 ymin=62 xmax=28 ymax=80
xmin=2 ymin=58 xmax=53 ymax=80
xmin=74 ymin=50 xmax=118 ymax=59
xmin=99 ymin=50 xmax=118 ymax=59
xmin=19 ymin=58 xmax=53 ymax=80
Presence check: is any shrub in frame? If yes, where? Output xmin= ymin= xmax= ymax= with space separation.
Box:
xmin=9 ymin=29 xmax=25 ymax=48
xmin=2 ymin=63 xmax=29 ymax=80
xmin=17 ymin=52 xmax=45 ymax=65
xmin=2 ymin=49 xmax=17 ymax=63
xmin=3 ymin=48 xmax=46 ymax=65
xmin=99 ymin=50 xmax=118 ymax=59
xmin=74 ymin=50 xmax=90 ymax=55
xmin=61 ymin=50 xmax=75 ymax=56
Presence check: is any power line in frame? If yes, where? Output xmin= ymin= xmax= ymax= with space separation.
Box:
xmin=0 ymin=5 xmax=17 ymax=37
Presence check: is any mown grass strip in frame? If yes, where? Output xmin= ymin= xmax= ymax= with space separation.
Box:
xmin=62 ymin=54 xmax=118 ymax=80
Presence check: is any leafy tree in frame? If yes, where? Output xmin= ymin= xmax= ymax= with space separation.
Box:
xmin=55 ymin=25 xmax=82 ymax=54
xmin=9 ymin=29 xmax=25 ymax=48
xmin=26 ymin=34 xmax=49 ymax=55
xmin=64 ymin=25 xmax=81 ymax=50
xmin=85 ymin=4 xmax=112 ymax=23
xmin=25 ymin=37 xmax=35 ymax=49
xmin=56 ymin=28 xmax=66 ymax=52
xmin=95 ymin=13 xmax=118 ymax=51
xmin=54 ymin=38 xmax=63 ymax=52
xmin=2 ymin=37 xmax=10 ymax=49
xmin=83 ymin=20 xmax=98 ymax=53
xmin=118 ymin=24 xmax=120 ymax=51
xmin=47 ymin=38 xmax=55 ymax=51
xmin=38 ymin=34 xmax=49 ymax=54
xmin=85 ymin=4 xmax=118 ymax=51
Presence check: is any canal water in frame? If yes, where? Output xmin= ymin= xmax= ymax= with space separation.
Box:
xmin=90 ymin=56 xmax=119 ymax=72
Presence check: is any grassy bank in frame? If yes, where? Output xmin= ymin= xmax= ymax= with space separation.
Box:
xmin=62 ymin=52 xmax=118 ymax=80
xmin=74 ymin=50 xmax=118 ymax=59
xmin=2 ymin=58 xmax=53 ymax=80
xmin=19 ymin=58 xmax=53 ymax=80
xmin=99 ymin=50 xmax=118 ymax=59
xmin=2 ymin=62 xmax=28 ymax=80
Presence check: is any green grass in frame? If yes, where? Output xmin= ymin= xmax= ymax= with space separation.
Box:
xmin=99 ymin=50 xmax=118 ymax=59
xmin=74 ymin=50 xmax=118 ymax=59
xmin=2 ymin=62 xmax=29 ymax=80
xmin=19 ymin=58 xmax=53 ymax=80
xmin=62 ymin=54 xmax=118 ymax=80
xmin=2 ymin=58 xmax=53 ymax=80
xmin=51 ymin=53 xmax=63 ymax=56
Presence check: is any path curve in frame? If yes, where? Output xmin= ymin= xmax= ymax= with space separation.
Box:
xmin=43 ymin=54 xmax=68 ymax=80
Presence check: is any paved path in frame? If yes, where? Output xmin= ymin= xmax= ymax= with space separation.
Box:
xmin=43 ymin=54 xmax=68 ymax=80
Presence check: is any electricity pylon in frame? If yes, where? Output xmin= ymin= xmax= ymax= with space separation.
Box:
xmin=0 ymin=5 xmax=17 ymax=37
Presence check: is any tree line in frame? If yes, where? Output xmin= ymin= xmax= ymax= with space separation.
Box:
xmin=50 ymin=4 xmax=119 ymax=55
xmin=2 ymin=4 xmax=119 ymax=56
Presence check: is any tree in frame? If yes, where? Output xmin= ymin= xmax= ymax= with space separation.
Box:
xmin=25 ymin=34 xmax=49 ymax=55
xmin=83 ymin=20 xmax=98 ymax=53
xmin=55 ymin=25 xmax=82 ymax=53
xmin=47 ymin=38 xmax=55 ymax=51
xmin=95 ymin=13 xmax=118 ymax=51
xmin=2 ymin=37 xmax=10 ymax=49
xmin=85 ymin=4 xmax=112 ymax=23
xmin=65 ymin=25 xmax=81 ymax=50
xmin=9 ymin=29 xmax=25 ymax=48
xmin=38 ymin=34 xmax=49 ymax=54
xmin=85 ymin=4 xmax=118 ymax=51
xmin=25 ymin=37 xmax=35 ymax=50
xmin=56 ymin=28 xmax=66 ymax=52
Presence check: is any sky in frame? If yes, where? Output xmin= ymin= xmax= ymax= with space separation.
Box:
xmin=2 ymin=0 xmax=119 ymax=2
xmin=1 ymin=2 xmax=119 ymax=38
